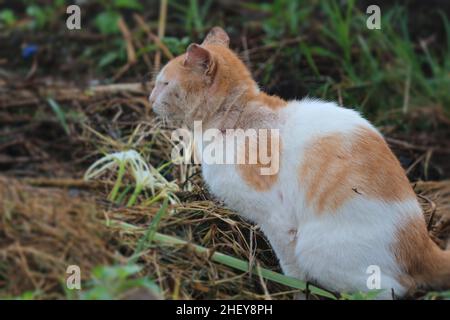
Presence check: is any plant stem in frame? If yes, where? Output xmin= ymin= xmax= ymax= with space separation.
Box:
xmin=152 ymin=232 xmax=337 ymax=299
xmin=143 ymin=190 xmax=165 ymax=207
xmin=112 ymin=218 xmax=337 ymax=299
xmin=109 ymin=161 xmax=126 ymax=202
xmin=127 ymin=184 xmax=143 ymax=207
xmin=129 ymin=198 xmax=169 ymax=264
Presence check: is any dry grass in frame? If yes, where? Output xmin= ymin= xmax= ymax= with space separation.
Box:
xmin=0 ymin=175 xmax=294 ymax=299
xmin=1 ymin=172 xmax=449 ymax=299
xmin=415 ymin=181 xmax=450 ymax=249
xmin=0 ymin=176 xmax=117 ymax=298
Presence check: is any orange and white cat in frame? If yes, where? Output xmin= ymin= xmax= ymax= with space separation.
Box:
xmin=149 ymin=27 xmax=450 ymax=299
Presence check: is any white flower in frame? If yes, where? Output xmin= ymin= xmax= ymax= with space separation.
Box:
xmin=84 ymin=150 xmax=179 ymax=204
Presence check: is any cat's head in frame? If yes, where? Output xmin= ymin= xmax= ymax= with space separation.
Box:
xmin=149 ymin=27 xmax=257 ymax=125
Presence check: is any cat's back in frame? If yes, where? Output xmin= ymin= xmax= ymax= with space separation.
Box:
xmin=279 ymin=98 xmax=375 ymax=144
xmin=276 ymin=97 xmax=417 ymax=215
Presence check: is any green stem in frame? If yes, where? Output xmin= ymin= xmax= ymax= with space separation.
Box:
xmin=109 ymin=161 xmax=126 ymax=202
xmin=116 ymin=185 xmax=132 ymax=205
xmin=142 ymin=190 xmax=166 ymax=207
xmin=152 ymin=232 xmax=337 ymax=299
xmin=127 ymin=184 xmax=144 ymax=207
xmin=129 ymin=198 xmax=169 ymax=264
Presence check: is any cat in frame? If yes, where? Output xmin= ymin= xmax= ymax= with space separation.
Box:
xmin=149 ymin=27 xmax=450 ymax=299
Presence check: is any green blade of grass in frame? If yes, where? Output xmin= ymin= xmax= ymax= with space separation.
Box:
xmin=47 ymin=98 xmax=70 ymax=135
xmin=113 ymin=185 xmax=132 ymax=206
xmin=109 ymin=160 xmax=126 ymax=202
xmin=126 ymin=184 xmax=144 ymax=207
xmin=152 ymin=232 xmax=337 ymax=299
xmin=129 ymin=198 xmax=169 ymax=264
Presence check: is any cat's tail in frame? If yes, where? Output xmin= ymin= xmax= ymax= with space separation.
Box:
xmin=396 ymin=217 xmax=450 ymax=293
xmin=424 ymin=248 xmax=450 ymax=290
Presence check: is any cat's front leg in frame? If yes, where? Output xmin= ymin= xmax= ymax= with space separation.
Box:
xmin=260 ymin=223 xmax=303 ymax=279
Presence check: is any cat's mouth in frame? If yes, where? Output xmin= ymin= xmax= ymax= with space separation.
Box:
xmin=151 ymin=101 xmax=171 ymax=115
xmin=152 ymin=102 xmax=185 ymax=124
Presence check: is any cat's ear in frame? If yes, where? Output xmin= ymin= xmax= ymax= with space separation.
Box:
xmin=202 ymin=26 xmax=230 ymax=47
xmin=184 ymin=43 xmax=213 ymax=73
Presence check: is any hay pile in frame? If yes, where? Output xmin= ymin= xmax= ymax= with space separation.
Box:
xmin=0 ymin=175 xmax=290 ymax=299
xmin=0 ymin=177 xmax=121 ymax=298
xmin=0 ymin=176 xmax=118 ymax=298
xmin=415 ymin=181 xmax=450 ymax=249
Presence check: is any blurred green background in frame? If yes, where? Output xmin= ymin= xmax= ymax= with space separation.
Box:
xmin=1 ymin=0 xmax=449 ymax=123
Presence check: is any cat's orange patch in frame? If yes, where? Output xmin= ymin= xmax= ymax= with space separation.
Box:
xmin=238 ymin=132 xmax=281 ymax=191
xmin=161 ymin=44 xmax=287 ymax=111
xmin=204 ymin=44 xmax=257 ymax=98
xmin=254 ymin=92 xmax=287 ymax=110
xmin=299 ymin=126 xmax=415 ymax=213
xmin=393 ymin=217 xmax=450 ymax=293
xmin=161 ymin=56 xmax=183 ymax=79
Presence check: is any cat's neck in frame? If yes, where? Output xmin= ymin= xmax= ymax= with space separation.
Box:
xmin=195 ymin=89 xmax=286 ymax=131
xmin=248 ymin=91 xmax=287 ymax=111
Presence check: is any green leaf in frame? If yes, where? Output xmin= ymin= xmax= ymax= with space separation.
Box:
xmin=79 ymin=264 xmax=160 ymax=300
xmin=26 ymin=5 xmax=48 ymax=29
xmin=114 ymin=0 xmax=143 ymax=10
xmin=340 ymin=289 xmax=385 ymax=300
xmin=0 ymin=9 xmax=16 ymax=26
xmin=95 ymin=11 xmax=120 ymax=35
xmin=98 ymin=51 xmax=119 ymax=68
xmin=425 ymin=290 xmax=450 ymax=300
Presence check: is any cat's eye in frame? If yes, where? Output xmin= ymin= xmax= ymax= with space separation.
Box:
xmin=163 ymin=81 xmax=169 ymax=86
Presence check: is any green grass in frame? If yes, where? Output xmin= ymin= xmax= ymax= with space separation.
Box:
xmin=129 ymin=197 xmax=169 ymax=264
xmin=8 ymin=0 xmax=448 ymax=123
xmin=163 ymin=0 xmax=448 ymax=123
xmin=47 ymin=98 xmax=70 ymax=135
xmin=248 ymin=0 xmax=450 ymax=122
